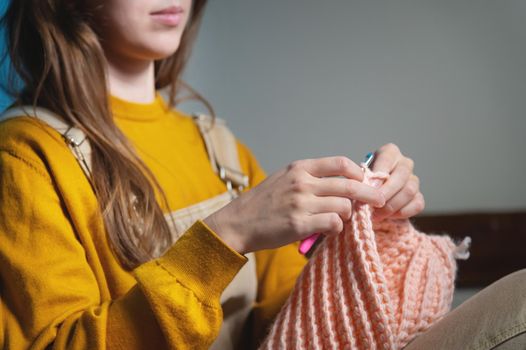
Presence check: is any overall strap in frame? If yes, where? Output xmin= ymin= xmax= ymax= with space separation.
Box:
xmin=0 ymin=106 xmax=93 ymax=180
xmin=0 ymin=107 xmax=250 ymax=197
xmin=192 ymin=114 xmax=249 ymax=197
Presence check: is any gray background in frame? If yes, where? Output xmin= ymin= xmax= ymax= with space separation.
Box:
xmin=182 ymin=0 xmax=526 ymax=214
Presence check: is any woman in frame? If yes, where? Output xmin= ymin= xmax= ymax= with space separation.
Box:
xmin=0 ymin=0 xmax=424 ymax=348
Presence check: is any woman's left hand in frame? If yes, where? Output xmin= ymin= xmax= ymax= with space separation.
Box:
xmin=370 ymin=143 xmax=425 ymax=220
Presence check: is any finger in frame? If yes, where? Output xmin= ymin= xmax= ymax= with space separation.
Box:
xmin=374 ymin=176 xmax=420 ymax=219
xmin=293 ymin=156 xmax=364 ymax=181
xmin=311 ymin=177 xmax=385 ymax=208
xmin=378 ymin=160 xmax=415 ymax=201
xmin=302 ymin=212 xmax=344 ymax=237
xmin=370 ymin=143 xmax=402 ymax=173
xmin=390 ymin=192 xmax=426 ymax=219
xmin=306 ymin=195 xmax=353 ymax=221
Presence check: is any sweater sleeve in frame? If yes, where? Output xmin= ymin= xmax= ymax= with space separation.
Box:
xmin=0 ymin=150 xmax=247 ymax=349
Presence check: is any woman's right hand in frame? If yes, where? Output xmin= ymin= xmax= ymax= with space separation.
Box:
xmin=203 ymin=156 xmax=386 ymax=254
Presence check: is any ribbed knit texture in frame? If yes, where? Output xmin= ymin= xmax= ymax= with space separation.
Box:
xmin=260 ymin=168 xmax=470 ymax=350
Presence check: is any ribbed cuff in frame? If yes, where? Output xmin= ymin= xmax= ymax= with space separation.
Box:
xmin=157 ymin=219 xmax=248 ymax=304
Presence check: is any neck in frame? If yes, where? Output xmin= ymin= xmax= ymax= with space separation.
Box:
xmin=105 ymin=51 xmax=156 ymax=104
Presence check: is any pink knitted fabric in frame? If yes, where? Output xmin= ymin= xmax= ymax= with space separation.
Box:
xmin=259 ymin=168 xmax=470 ymax=350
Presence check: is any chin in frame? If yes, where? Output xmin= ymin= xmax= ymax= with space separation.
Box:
xmin=134 ymin=45 xmax=181 ymax=61
xmin=144 ymin=38 xmax=182 ymax=60
xmin=150 ymin=49 xmax=180 ymax=60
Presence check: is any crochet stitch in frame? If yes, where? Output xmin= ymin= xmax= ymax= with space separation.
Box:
xmin=260 ymin=168 xmax=470 ymax=350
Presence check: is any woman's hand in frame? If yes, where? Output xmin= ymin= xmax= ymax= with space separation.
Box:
xmin=204 ymin=156 xmax=386 ymax=254
xmin=370 ymin=143 xmax=425 ymax=221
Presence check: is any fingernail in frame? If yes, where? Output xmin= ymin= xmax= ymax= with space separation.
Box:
xmin=375 ymin=193 xmax=386 ymax=208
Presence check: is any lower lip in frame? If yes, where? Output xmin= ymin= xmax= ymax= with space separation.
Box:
xmin=151 ymin=13 xmax=183 ymax=26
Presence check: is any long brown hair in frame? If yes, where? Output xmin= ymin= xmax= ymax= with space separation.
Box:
xmin=2 ymin=0 xmax=210 ymax=270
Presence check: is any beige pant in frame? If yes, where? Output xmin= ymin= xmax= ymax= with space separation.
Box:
xmin=404 ymin=269 xmax=526 ymax=350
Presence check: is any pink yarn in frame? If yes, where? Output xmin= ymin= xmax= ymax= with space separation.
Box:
xmin=259 ymin=168 xmax=470 ymax=350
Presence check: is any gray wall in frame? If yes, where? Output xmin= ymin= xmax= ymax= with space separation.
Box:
xmin=182 ymin=0 xmax=526 ymax=214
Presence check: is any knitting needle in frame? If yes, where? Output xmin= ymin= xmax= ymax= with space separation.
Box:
xmin=298 ymin=152 xmax=376 ymax=257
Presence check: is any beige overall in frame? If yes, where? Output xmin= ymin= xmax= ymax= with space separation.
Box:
xmin=0 ymin=107 xmax=258 ymax=349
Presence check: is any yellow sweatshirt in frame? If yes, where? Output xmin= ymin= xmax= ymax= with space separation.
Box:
xmin=0 ymin=94 xmax=307 ymax=349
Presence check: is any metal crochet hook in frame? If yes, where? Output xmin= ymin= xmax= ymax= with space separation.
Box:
xmin=363 ymin=151 xmax=375 ymax=170
xmin=298 ymin=151 xmax=376 ymax=258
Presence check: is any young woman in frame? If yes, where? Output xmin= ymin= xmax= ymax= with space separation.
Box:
xmin=0 ymin=0 xmax=425 ymax=349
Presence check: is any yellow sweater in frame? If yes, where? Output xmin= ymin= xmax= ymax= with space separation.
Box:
xmin=0 ymin=94 xmax=307 ymax=349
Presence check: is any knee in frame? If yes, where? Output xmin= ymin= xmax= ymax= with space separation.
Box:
xmin=507 ymin=268 xmax=526 ymax=280
xmin=494 ymin=269 xmax=526 ymax=292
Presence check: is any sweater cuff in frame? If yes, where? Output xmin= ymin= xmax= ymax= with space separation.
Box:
xmin=157 ymin=219 xmax=248 ymax=304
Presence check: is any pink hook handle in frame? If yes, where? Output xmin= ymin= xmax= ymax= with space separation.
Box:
xmin=298 ymin=232 xmax=321 ymax=255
